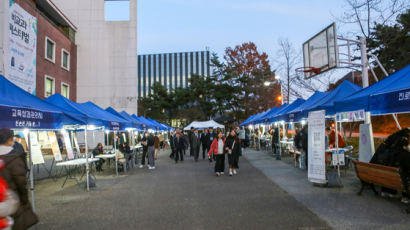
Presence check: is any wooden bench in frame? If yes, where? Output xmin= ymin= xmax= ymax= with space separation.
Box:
xmin=353 ymin=160 xmax=405 ymax=196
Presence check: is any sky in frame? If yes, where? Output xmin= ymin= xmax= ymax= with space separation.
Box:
xmin=106 ymin=0 xmax=366 ymax=98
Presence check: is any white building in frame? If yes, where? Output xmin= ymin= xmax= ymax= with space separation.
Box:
xmin=52 ymin=0 xmax=139 ymax=114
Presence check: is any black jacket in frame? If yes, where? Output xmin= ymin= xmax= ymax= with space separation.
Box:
xmin=13 ymin=142 xmax=27 ymax=171
xmin=224 ymin=135 xmax=240 ymax=155
xmin=147 ymin=134 xmax=155 ymax=147
xmin=173 ymin=137 xmax=186 ymax=150
xmin=201 ymin=133 xmax=210 ymax=147
xmin=92 ymin=147 xmax=103 ymax=156
xmin=119 ymin=144 xmax=132 ymax=154
xmin=0 ymin=147 xmax=38 ymax=230
xmin=208 ymin=132 xmax=216 ymax=148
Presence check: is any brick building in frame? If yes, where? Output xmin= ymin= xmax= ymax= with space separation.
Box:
xmin=1 ymin=0 xmax=77 ymax=101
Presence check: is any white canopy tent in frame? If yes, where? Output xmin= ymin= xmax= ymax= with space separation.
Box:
xmin=184 ymin=120 xmax=225 ymax=130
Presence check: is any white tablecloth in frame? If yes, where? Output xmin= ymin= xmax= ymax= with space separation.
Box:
xmin=56 ymin=158 xmax=99 ymax=167
xmin=95 ymin=154 xmax=116 ymax=159
xmin=280 ymin=141 xmax=294 ymax=145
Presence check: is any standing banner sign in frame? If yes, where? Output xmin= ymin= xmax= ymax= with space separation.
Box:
xmin=62 ymin=131 xmax=74 ymax=160
xmin=73 ymin=133 xmax=81 ymax=156
xmin=47 ymin=132 xmax=63 ymax=161
xmin=308 ymin=110 xmax=326 ymax=184
xmin=7 ymin=0 xmax=37 ymax=95
xmin=359 ymin=124 xmax=375 ymax=162
xmin=29 ymin=132 xmax=44 ymax=164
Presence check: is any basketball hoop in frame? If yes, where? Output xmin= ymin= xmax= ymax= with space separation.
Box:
xmin=295 ymin=66 xmax=321 ymax=74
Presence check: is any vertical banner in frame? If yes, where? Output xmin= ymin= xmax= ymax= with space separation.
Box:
xmin=47 ymin=132 xmax=62 ymax=161
xmin=359 ymin=124 xmax=375 ymax=162
xmin=8 ymin=0 xmax=37 ymax=95
xmin=73 ymin=132 xmax=81 ymax=156
xmin=29 ymin=132 xmax=44 ymax=164
xmin=308 ymin=110 xmax=326 ymax=184
xmin=62 ymin=131 xmax=74 ymax=160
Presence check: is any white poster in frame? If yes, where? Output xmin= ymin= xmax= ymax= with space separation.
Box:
xmin=73 ymin=133 xmax=81 ymax=155
xmin=47 ymin=132 xmax=62 ymax=161
xmin=359 ymin=123 xmax=375 ymax=162
xmin=7 ymin=0 xmax=37 ymax=95
xmin=62 ymin=132 xmax=74 ymax=160
xmin=29 ymin=132 xmax=44 ymax=164
xmin=308 ymin=110 xmax=326 ymax=184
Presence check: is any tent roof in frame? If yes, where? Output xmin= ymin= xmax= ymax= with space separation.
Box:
xmin=285 ymin=91 xmax=328 ymax=122
xmin=0 ymin=76 xmax=83 ymax=129
xmin=307 ymin=80 xmax=362 ymax=115
xmin=269 ymin=98 xmax=306 ymax=122
xmin=106 ymin=107 xmax=145 ymax=130
xmin=256 ymin=104 xmax=289 ymax=124
xmin=184 ymin=120 xmax=224 ymax=130
xmin=334 ymin=65 xmax=410 ymax=114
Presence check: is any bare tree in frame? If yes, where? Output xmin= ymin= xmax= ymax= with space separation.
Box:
xmin=275 ymin=38 xmax=330 ymax=101
xmin=336 ymin=0 xmax=409 ymax=39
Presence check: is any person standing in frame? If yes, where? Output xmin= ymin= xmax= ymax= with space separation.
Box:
xmin=200 ymin=128 xmax=210 ymax=160
xmin=208 ymin=127 xmax=216 ymax=161
xmin=154 ymin=133 xmax=160 ymax=160
xmin=13 ymin=135 xmax=27 ymax=172
xmin=191 ymin=129 xmax=201 ymax=162
xmin=225 ymin=130 xmax=240 ymax=176
xmin=0 ymin=128 xmax=38 ymax=229
xmin=326 ymin=127 xmax=346 ymax=148
xmin=208 ymin=132 xmax=226 ymax=176
xmin=182 ymin=131 xmax=189 ymax=156
xmin=147 ymin=132 xmax=156 ymax=169
xmin=173 ymin=133 xmax=185 ymax=163
xmin=189 ymin=127 xmax=194 ymax=157
xmin=139 ymin=132 xmax=149 ymax=168
xmin=169 ymin=131 xmax=175 ymax=159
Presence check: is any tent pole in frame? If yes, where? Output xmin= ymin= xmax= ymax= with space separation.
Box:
xmin=334 ymin=117 xmax=340 ymax=177
xmin=27 ymin=130 xmax=35 ymax=211
xmin=85 ymin=126 xmax=90 ymax=191
xmin=115 ymin=131 xmax=118 ymax=176
xmin=392 ymin=114 xmax=402 ymax=130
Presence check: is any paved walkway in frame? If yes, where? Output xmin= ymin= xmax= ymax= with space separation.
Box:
xmin=243 ymin=149 xmax=410 ymax=230
xmin=33 ymin=149 xmax=330 ymax=230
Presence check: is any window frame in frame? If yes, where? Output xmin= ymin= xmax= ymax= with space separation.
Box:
xmin=61 ymin=82 xmax=70 ymax=99
xmin=44 ymin=75 xmax=55 ymax=98
xmin=45 ymin=36 xmax=56 ymax=63
xmin=61 ymin=48 xmax=70 ymax=71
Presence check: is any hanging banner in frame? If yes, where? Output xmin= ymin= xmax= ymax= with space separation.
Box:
xmin=47 ymin=132 xmax=62 ymax=161
xmin=308 ymin=110 xmax=326 ymax=184
xmin=7 ymin=0 xmax=37 ymax=95
xmin=29 ymin=132 xmax=44 ymax=164
xmin=62 ymin=131 xmax=74 ymax=160
xmin=336 ymin=110 xmax=365 ymax=122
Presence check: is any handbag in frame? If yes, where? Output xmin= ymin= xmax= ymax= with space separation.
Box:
xmin=228 ymin=141 xmax=235 ymax=155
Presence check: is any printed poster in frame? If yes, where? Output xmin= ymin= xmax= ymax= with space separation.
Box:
xmin=62 ymin=131 xmax=74 ymax=160
xmin=47 ymin=132 xmax=62 ymax=161
xmin=307 ymin=110 xmax=326 ymax=184
xmin=7 ymin=0 xmax=37 ymax=95
xmin=73 ymin=133 xmax=81 ymax=156
xmin=29 ymin=132 xmax=44 ymax=164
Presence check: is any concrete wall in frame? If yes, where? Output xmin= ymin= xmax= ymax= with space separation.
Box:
xmin=52 ymin=0 xmax=139 ymax=114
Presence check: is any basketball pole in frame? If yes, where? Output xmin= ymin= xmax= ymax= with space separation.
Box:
xmin=359 ymin=37 xmax=375 ymax=159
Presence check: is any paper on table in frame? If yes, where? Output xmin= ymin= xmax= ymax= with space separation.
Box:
xmin=62 ymin=132 xmax=74 ymax=160
xmin=29 ymin=132 xmax=45 ymax=164
xmin=48 ymin=132 xmax=63 ymax=161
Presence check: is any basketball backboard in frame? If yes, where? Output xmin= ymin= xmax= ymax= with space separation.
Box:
xmin=302 ymin=23 xmax=338 ymax=79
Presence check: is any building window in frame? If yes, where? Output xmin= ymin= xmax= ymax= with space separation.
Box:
xmin=105 ymin=0 xmax=130 ymax=21
xmin=61 ymin=83 xmax=69 ymax=99
xmin=45 ymin=37 xmax=56 ymax=63
xmin=61 ymin=49 xmax=70 ymax=71
xmin=44 ymin=75 xmax=55 ymax=97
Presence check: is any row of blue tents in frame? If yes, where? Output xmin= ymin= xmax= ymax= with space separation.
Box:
xmin=240 ymin=64 xmax=410 ymax=126
xmin=0 ymin=75 xmax=171 ymax=131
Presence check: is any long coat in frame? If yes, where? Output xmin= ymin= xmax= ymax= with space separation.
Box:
xmin=0 ymin=147 xmax=38 ymax=230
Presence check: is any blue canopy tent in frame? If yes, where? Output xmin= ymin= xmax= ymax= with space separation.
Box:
xmin=304 ymin=81 xmax=362 ymax=116
xmin=334 ymin=65 xmax=410 ymax=114
xmin=46 ymin=94 xmax=129 ymax=130
xmin=240 ymin=111 xmax=266 ymax=127
xmin=119 ymin=111 xmax=147 ymax=131
xmin=239 ymin=114 xmax=257 ymax=126
xmin=106 ymin=107 xmax=144 ymax=130
xmin=256 ymin=104 xmax=289 ymax=124
xmin=0 ymin=76 xmax=84 ymax=129
xmin=131 ymin=114 xmax=156 ymax=130
xmin=268 ymin=98 xmax=306 ymax=123
xmin=368 ymin=65 xmax=410 ymax=115
xmin=146 ymin=117 xmax=166 ymax=131
xmin=285 ymin=91 xmax=328 ymax=122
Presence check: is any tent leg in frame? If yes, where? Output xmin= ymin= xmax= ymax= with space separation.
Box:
xmin=85 ymin=127 xmax=90 ymax=191
xmin=27 ymin=131 xmax=35 ymax=211
xmin=392 ymin=114 xmax=402 ymax=130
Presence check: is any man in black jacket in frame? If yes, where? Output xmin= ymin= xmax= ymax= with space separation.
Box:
xmin=169 ymin=131 xmax=175 ymax=159
xmin=13 ymin=134 xmax=27 ymax=171
xmin=173 ymin=132 xmax=186 ymax=163
xmin=200 ymin=128 xmax=210 ymax=160
xmin=139 ymin=132 xmax=149 ymax=168
xmin=189 ymin=127 xmax=194 ymax=156
xmin=191 ymin=129 xmax=201 ymax=162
